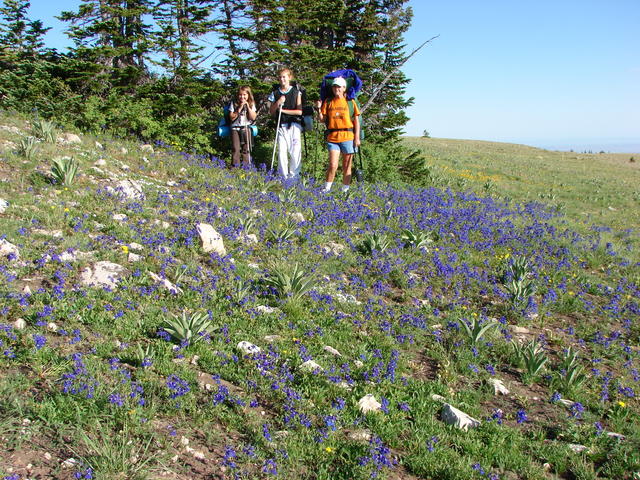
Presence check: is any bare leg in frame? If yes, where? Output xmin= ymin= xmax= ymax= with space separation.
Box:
xmin=342 ymin=153 xmax=353 ymax=185
xmin=325 ymin=149 xmax=341 ymax=182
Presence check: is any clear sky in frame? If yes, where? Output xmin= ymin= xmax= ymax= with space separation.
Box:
xmin=30 ymin=0 xmax=640 ymax=152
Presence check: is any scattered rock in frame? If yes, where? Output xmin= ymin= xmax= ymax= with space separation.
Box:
xmin=334 ymin=292 xmax=361 ymax=305
xmin=13 ymin=318 xmax=27 ymax=330
xmin=0 ymin=125 xmax=21 ymax=135
xmin=61 ymin=458 xmax=80 ymax=468
xmin=299 ymin=360 xmax=323 ymax=373
xmin=128 ymin=253 xmax=142 ymax=263
xmin=0 ymin=198 xmax=8 ymax=213
xmin=264 ymin=335 xmax=282 ymax=343
xmin=567 ymin=443 xmax=589 ymax=453
xmin=237 ymin=341 xmax=261 ymax=355
xmin=149 ymin=271 xmax=182 ymax=294
xmin=106 ymin=179 xmax=145 ymax=201
xmin=95 ymin=141 xmax=103 ymax=149
xmin=32 ymin=228 xmax=63 ymax=238
xmin=323 ymin=345 xmax=342 ymax=357
xmin=57 ymin=133 xmax=82 ymax=145
xmin=256 ymin=305 xmax=277 ymax=314
xmin=509 ymin=325 xmax=530 ymax=335
xmin=0 ymin=238 xmax=20 ymax=260
xmin=121 ymin=147 xmax=128 ymax=155
xmin=47 ymin=322 xmax=58 ymax=332
xmin=129 ymin=242 xmax=143 ymax=251
xmin=606 ymin=432 xmax=625 ymax=440
xmin=79 ymin=261 xmax=127 ymax=289
xmin=196 ymin=223 xmax=226 ymax=256
xmin=441 ymin=404 xmax=481 ymax=431
xmin=488 ymin=378 xmax=510 ymax=395
xmin=240 ymin=233 xmax=258 ymax=245
xmin=357 ymin=394 xmax=382 ymax=414
xmin=354 ymin=360 xmax=364 ymax=368
xmin=249 ymin=209 xmax=262 ymax=217
xmin=322 ymin=242 xmax=346 ymax=256
xmin=112 ymin=213 xmax=128 ymax=222
xmin=431 ymin=394 xmax=447 ymax=403
xmin=346 ymin=429 xmax=373 ymax=442
xmin=289 ymin=212 xmax=305 ymax=223
xmin=140 ymin=144 xmax=154 ymax=153
xmin=558 ymin=399 xmax=577 ymax=408
xmin=95 ymin=158 xmax=107 ymax=167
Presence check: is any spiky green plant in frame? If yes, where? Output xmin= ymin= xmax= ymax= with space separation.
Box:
xmin=512 ymin=339 xmax=548 ymax=383
xmin=161 ymin=311 xmax=214 ymax=345
xmin=31 ymin=118 xmax=56 ymax=143
xmin=553 ymin=347 xmax=587 ymax=394
xmin=263 ymin=263 xmax=316 ymax=301
xmin=357 ymin=232 xmax=391 ymax=255
xmin=502 ymin=256 xmax=536 ymax=308
xmin=401 ymin=229 xmax=438 ymax=249
xmin=18 ymin=136 xmax=39 ymax=160
xmin=237 ymin=215 xmax=255 ymax=233
xmin=51 ymin=157 xmax=79 ymax=186
xmin=460 ymin=317 xmax=498 ymax=346
xmin=266 ymin=216 xmax=298 ymax=243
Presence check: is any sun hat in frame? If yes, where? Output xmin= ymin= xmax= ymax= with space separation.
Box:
xmin=332 ymin=77 xmax=347 ymax=88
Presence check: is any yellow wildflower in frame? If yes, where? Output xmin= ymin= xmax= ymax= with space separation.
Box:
xmin=618 ymin=401 xmax=626 ymax=408
xmin=325 ymin=447 xmax=334 ymax=453
xmin=121 ymin=245 xmax=129 ymax=254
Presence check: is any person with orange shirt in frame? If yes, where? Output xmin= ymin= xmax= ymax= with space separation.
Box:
xmin=315 ymin=76 xmax=361 ymax=193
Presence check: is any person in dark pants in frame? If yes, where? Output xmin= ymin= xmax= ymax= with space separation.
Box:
xmin=229 ymin=86 xmax=257 ymax=168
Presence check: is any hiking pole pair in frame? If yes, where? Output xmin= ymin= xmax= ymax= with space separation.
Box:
xmin=270 ymin=103 xmax=283 ymax=172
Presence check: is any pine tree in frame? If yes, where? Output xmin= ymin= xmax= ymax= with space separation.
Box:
xmin=0 ymin=0 xmax=50 ymax=58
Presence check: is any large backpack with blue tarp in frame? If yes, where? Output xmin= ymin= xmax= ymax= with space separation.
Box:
xmin=319 ymin=69 xmax=364 ymax=140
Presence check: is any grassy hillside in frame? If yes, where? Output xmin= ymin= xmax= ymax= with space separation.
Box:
xmin=403 ymin=137 xmax=640 ymax=256
xmin=1 ymin=115 xmax=639 ymax=480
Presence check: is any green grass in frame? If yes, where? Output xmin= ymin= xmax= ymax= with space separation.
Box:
xmin=0 ymin=113 xmax=639 ymax=479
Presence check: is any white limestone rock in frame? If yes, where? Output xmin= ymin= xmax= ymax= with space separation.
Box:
xmin=347 ymin=429 xmax=373 ymax=442
xmin=289 ymin=212 xmax=305 ymax=223
xmin=128 ymin=253 xmax=142 ymax=263
xmin=57 ymin=133 xmax=82 ymax=145
xmin=237 ymin=341 xmax=261 ymax=355
xmin=197 ymin=223 xmax=226 ymax=256
xmin=431 ymin=394 xmax=447 ymax=403
xmin=240 ymin=233 xmax=258 ymax=245
xmin=441 ymin=404 xmax=481 ymax=431
xmin=323 ymin=345 xmax=342 ymax=357
xmin=322 ymin=242 xmax=346 ymax=256
xmin=95 ymin=158 xmax=107 ymax=167
xmin=79 ymin=261 xmax=127 ymax=289
xmin=112 ymin=213 xmax=128 ymax=222
xmin=14 ymin=318 xmax=27 ymax=330
xmin=567 ymin=443 xmax=589 ymax=454
xmin=264 ymin=335 xmax=282 ymax=343
xmin=0 ymin=198 xmax=8 ymax=213
xmin=357 ymin=394 xmax=382 ymax=414
xmin=106 ymin=179 xmax=145 ymax=201
xmin=488 ymin=378 xmax=510 ymax=396
xmin=299 ymin=360 xmax=323 ymax=373
xmin=140 ymin=144 xmax=154 ymax=153
xmin=256 ymin=305 xmax=277 ymax=314
xmin=509 ymin=325 xmax=531 ymax=335
xmin=129 ymin=242 xmax=143 ymax=251
xmin=249 ymin=209 xmax=262 ymax=217
xmin=0 ymin=238 xmax=20 ymax=260
xmin=149 ymin=271 xmax=182 ymax=294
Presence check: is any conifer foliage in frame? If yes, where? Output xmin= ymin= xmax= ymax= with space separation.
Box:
xmin=0 ymin=0 xmax=418 ymax=156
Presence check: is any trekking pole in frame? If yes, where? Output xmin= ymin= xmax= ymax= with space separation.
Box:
xmin=244 ymin=123 xmax=252 ymax=167
xmin=270 ymin=103 xmax=283 ymax=172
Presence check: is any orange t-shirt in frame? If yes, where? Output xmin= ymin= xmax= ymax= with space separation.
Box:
xmin=321 ymin=97 xmax=360 ymax=143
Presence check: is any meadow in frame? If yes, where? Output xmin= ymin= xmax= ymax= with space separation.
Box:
xmin=0 ymin=117 xmax=639 ymax=480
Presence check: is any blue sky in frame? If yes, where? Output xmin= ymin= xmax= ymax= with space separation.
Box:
xmin=31 ymin=0 xmax=640 ymax=151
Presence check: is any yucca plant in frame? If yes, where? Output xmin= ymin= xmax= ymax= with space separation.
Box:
xmin=228 ymin=279 xmax=253 ymax=305
xmin=512 ymin=339 xmax=548 ymax=383
xmin=51 ymin=157 xmax=79 ymax=186
xmin=18 ymin=136 xmax=39 ymax=160
xmin=502 ymin=256 xmax=536 ymax=308
xmin=460 ymin=317 xmax=498 ymax=346
xmin=162 ymin=311 xmax=214 ymax=345
xmin=237 ymin=215 xmax=256 ymax=233
xmin=263 ymin=263 xmax=316 ymax=301
xmin=553 ymin=347 xmax=587 ymax=394
xmin=401 ymin=228 xmax=438 ymax=249
xmin=31 ymin=118 xmax=56 ymax=143
xmin=265 ymin=216 xmax=298 ymax=243
xmin=357 ymin=232 xmax=391 ymax=255
xmin=278 ymin=189 xmax=297 ymax=203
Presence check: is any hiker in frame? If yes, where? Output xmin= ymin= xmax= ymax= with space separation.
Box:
xmin=268 ymin=68 xmax=303 ymax=179
xmin=315 ymin=76 xmax=361 ymax=192
xmin=228 ymin=86 xmax=257 ymax=168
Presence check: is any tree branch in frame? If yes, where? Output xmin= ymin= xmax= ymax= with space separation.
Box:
xmin=360 ymin=35 xmax=439 ymax=115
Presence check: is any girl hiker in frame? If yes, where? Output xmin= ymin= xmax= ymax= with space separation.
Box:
xmin=228 ymin=86 xmax=257 ymax=168
xmin=268 ymin=68 xmax=303 ymax=180
xmin=315 ymin=76 xmax=361 ymax=193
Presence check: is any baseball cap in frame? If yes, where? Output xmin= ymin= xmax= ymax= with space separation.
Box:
xmin=332 ymin=77 xmax=347 ymax=88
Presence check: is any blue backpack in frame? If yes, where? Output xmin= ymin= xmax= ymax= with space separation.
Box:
xmin=319 ymin=69 xmax=364 ymax=139
xmin=217 ymin=104 xmax=258 ymax=138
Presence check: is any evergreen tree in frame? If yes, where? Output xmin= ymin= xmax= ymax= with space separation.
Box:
xmin=0 ymin=0 xmax=50 ymax=58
